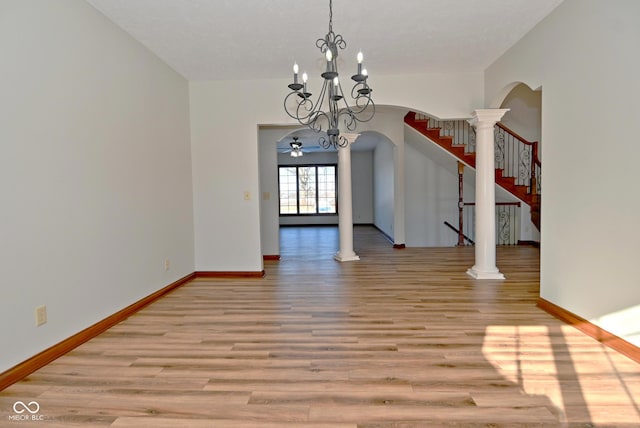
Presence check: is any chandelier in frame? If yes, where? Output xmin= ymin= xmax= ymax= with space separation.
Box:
xmin=284 ymin=0 xmax=375 ymax=149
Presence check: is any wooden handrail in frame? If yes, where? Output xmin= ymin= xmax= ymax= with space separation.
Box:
xmin=495 ymin=123 xmax=536 ymax=145
xmin=496 ymin=122 xmax=541 ymax=167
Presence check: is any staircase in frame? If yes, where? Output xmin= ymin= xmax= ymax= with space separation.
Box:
xmin=404 ymin=111 xmax=541 ymax=230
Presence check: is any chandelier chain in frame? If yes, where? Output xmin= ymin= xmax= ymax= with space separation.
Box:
xmin=328 ymin=0 xmax=333 ymax=33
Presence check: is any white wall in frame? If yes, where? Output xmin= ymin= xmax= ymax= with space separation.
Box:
xmin=0 ymin=0 xmax=194 ymax=372
xmin=404 ymin=130 xmax=475 ymax=247
xmin=351 ymin=151 xmax=374 ymax=224
xmin=486 ymin=0 xmax=640 ymax=345
xmin=190 ymin=73 xmax=483 ymax=271
xmin=258 ymin=128 xmax=284 ymax=257
xmin=373 ymin=141 xmax=395 ymax=239
xmin=500 ymin=83 xmax=542 ymax=145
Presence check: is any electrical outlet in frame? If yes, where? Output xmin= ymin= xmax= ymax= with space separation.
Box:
xmin=35 ymin=305 xmax=47 ymax=326
xmin=243 ymin=191 xmax=251 ymax=200
xmin=164 ymin=258 xmax=170 ymax=271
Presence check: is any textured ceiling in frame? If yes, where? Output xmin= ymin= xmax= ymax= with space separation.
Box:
xmin=86 ymin=0 xmax=564 ymax=81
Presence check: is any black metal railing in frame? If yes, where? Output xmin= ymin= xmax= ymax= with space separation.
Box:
xmin=444 ymin=221 xmax=474 ymax=245
xmin=452 ymin=202 xmax=521 ymax=246
xmin=414 ymin=113 xmax=476 ymax=153
xmin=495 ymin=124 xmax=541 ymax=195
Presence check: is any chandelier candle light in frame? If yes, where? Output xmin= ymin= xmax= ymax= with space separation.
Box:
xmin=284 ymin=0 xmax=375 ymax=149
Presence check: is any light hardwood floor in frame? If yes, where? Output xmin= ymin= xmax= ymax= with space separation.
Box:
xmin=1 ymin=226 xmax=639 ymax=427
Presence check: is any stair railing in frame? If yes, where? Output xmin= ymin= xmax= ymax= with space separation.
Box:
xmin=412 ymin=112 xmax=541 ymax=197
xmin=494 ymin=124 xmax=541 ymax=196
xmin=443 ymin=221 xmax=474 ymax=245
xmin=457 ymin=202 xmax=521 ymax=246
xmin=414 ymin=113 xmax=476 ymax=153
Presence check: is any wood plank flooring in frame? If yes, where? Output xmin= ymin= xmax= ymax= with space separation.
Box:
xmin=1 ymin=226 xmax=639 ymax=427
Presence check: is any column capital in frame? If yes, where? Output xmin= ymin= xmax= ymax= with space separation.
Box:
xmin=340 ymin=133 xmax=360 ymax=146
xmin=468 ymin=109 xmax=510 ymax=129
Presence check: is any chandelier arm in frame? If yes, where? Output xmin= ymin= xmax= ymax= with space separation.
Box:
xmin=316 ymin=37 xmax=328 ymax=52
xmin=284 ymin=79 xmax=332 ymax=129
xmin=333 ymin=83 xmax=357 ymax=132
xmin=335 ymin=79 xmax=376 ymax=126
xmin=284 ymin=91 xmax=311 ymax=121
xmin=305 ymin=80 xmax=331 ymax=130
xmin=318 ymin=136 xmax=332 ymax=149
xmin=333 ymin=34 xmax=346 ymax=51
xmin=348 ymin=95 xmax=376 ymax=123
xmin=311 ymin=111 xmax=331 ymax=133
xmin=350 ymin=82 xmax=373 ymax=103
xmin=357 ymin=100 xmax=376 ymax=123
xmin=341 ymin=110 xmax=357 ymax=132
xmin=336 ymin=134 xmax=349 ymax=148
xmin=285 ymin=93 xmax=323 ymax=129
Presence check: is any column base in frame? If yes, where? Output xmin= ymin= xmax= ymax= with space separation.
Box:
xmin=466 ymin=266 xmax=505 ymax=280
xmin=334 ymin=252 xmax=360 ymax=262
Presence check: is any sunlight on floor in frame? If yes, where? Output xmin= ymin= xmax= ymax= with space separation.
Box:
xmin=482 ymin=324 xmax=640 ymax=425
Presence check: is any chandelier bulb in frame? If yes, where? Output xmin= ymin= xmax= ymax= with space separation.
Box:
xmin=292 ymin=62 xmax=300 ymax=85
xmin=302 ymin=72 xmax=308 ymax=83
xmin=362 ymin=68 xmax=368 ymax=76
xmin=333 ymin=76 xmax=339 ymax=87
xmin=357 ymin=51 xmax=363 ymax=64
xmin=325 ymin=49 xmax=333 ymax=62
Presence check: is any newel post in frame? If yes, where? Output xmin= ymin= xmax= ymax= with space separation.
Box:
xmin=467 ymin=109 xmax=509 ymax=279
xmin=457 ymin=162 xmax=465 ymax=246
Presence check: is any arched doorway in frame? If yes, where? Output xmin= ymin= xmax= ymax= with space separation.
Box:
xmin=497 ymin=82 xmax=542 ymax=243
xmin=257 ymin=111 xmax=405 ymax=261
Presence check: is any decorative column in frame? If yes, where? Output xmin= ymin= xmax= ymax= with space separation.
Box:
xmin=334 ymin=133 xmax=360 ymax=262
xmin=467 ymin=109 xmax=509 ymax=279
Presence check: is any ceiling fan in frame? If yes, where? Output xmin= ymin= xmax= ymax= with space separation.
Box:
xmin=281 ymin=137 xmax=304 ymax=158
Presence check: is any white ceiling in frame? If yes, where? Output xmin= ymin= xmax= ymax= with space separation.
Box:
xmin=85 ymin=0 xmax=563 ymax=154
xmin=85 ymin=0 xmax=564 ymax=81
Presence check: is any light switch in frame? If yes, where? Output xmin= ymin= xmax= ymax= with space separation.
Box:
xmin=243 ymin=191 xmax=250 ymax=200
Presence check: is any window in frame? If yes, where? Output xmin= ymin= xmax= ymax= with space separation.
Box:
xmin=279 ymin=165 xmax=337 ymax=215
